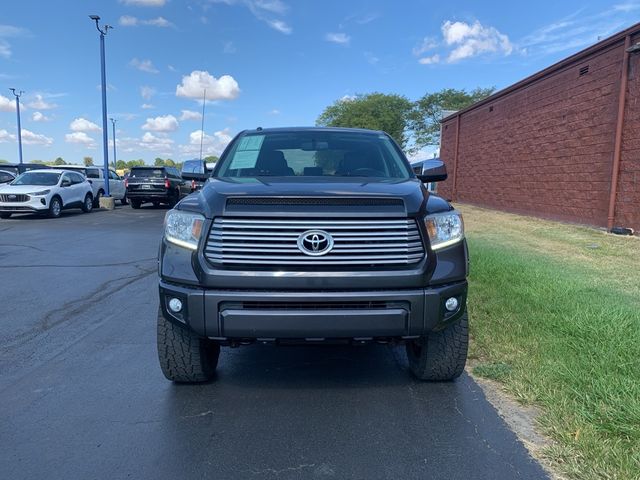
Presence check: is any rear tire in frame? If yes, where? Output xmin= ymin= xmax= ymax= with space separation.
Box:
xmin=130 ymin=199 xmax=142 ymax=209
xmin=82 ymin=193 xmax=93 ymax=213
xmin=0 ymin=213 xmax=11 ymax=219
xmin=157 ymin=308 xmax=220 ymax=383
xmin=406 ymin=313 xmax=468 ymax=381
xmin=168 ymin=190 xmax=179 ymax=208
xmin=93 ymin=189 xmax=103 ymax=208
xmin=48 ymin=196 xmax=62 ymax=218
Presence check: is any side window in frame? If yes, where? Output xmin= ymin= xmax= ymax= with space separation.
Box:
xmin=71 ymin=172 xmax=84 ymax=184
xmin=86 ymin=168 xmax=99 ymax=179
xmin=61 ymin=173 xmax=71 ymax=185
xmin=108 ymin=170 xmax=119 ymax=180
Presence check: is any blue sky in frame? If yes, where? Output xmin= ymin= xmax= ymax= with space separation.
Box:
xmin=0 ymin=0 xmax=637 ymax=164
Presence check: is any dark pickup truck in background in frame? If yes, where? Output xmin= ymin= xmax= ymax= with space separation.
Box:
xmin=157 ymin=127 xmax=468 ymax=383
xmin=181 ymin=159 xmax=214 ymax=193
xmin=125 ymin=166 xmax=187 ymax=208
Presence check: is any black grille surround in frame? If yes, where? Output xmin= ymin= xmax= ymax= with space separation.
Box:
xmin=204 ymin=216 xmax=426 ymax=270
xmin=226 ymin=197 xmax=404 ymax=207
xmin=0 ymin=194 xmax=29 ymax=202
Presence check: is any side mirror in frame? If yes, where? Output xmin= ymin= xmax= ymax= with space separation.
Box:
xmin=61 ymin=179 xmax=71 ymax=187
xmin=417 ymin=159 xmax=447 ymax=183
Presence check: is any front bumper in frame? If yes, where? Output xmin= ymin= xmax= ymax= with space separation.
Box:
xmin=159 ymin=280 xmax=467 ymax=341
xmin=0 ymin=197 xmax=49 ymax=213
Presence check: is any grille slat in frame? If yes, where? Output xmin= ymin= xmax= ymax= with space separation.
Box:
xmin=0 ymin=194 xmax=29 ymax=202
xmin=206 ymin=216 xmax=425 ymax=268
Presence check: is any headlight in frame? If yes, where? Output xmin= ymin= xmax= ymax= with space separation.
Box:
xmin=164 ymin=210 xmax=205 ymax=250
xmin=27 ymin=190 xmax=50 ymax=196
xmin=425 ymin=210 xmax=464 ymax=250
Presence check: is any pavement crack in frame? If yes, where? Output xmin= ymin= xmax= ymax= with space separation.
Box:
xmin=246 ymin=464 xmax=317 ymax=476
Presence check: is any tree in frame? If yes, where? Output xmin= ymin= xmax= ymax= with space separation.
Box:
xmin=203 ymin=155 xmax=219 ymax=164
xmin=409 ymin=87 xmax=495 ymax=152
xmin=126 ymin=159 xmax=145 ymax=168
xmin=53 ymin=157 xmax=66 ymax=165
xmin=116 ymin=160 xmax=127 ymax=170
xmin=83 ymin=156 xmax=94 ymax=166
xmin=316 ymin=93 xmax=413 ymax=149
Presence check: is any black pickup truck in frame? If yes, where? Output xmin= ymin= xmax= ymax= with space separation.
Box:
xmin=157 ymin=127 xmax=468 ymax=383
xmin=126 ymin=166 xmax=187 ymax=208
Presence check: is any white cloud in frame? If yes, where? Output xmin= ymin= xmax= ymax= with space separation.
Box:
xmin=180 ymin=110 xmax=202 ymax=121
xmin=266 ymin=19 xmax=291 ymax=34
xmin=65 ymin=132 xmax=96 ymax=147
xmin=176 ymin=70 xmax=240 ymax=101
xmin=141 ymin=103 xmax=155 ymax=109
xmin=0 ymin=24 xmax=29 ymax=59
xmin=0 ymin=94 xmax=15 ymax=112
xmin=340 ymin=95 xmax=356 ymax=102
xmin=179 ymin=128 xmax=232 ymax=157
xmin=119 ymin=0 xmax=166 ymax=6
xmin=130 ymin=58 xmax=159 ymax=73
xmin=119 ymin=15 xmax=138 ymax=26
xmin=413 ymin=37 xmax=438 ymax=56
xmin=142 ymin=114 xmax=179 ymax=132
xmin=32 ymin=111 xmax=51 ymax=122
xmin=0 ymin=129 xmax=16 ymax=142
xmin=442 ymin=20 xmax=513 ymax=62
xmin=22 ymin=129 xmax=53 ymax=146
xmin=119 ymin=15 xmax=174 ymax=27
xmin=364 ymin=52 xmax=379 ymax=65
xmin=140 ymin=85 xmax=156 ymax=100
xmin=268 ymin=109 xmax=280 ymax=115
xmin=325 ymin=32 xmax=350 ymax=45
xmin=223 ymin=41 xmax=237 ymax=54
xmin=212 ymin=0 xmax=292 ymax=34
xmin=419 ymin=54 xmax=440 ymax=65
xmin=140 ymin=132 xmax=174 ymax=152
xmin=70 ymin=117 xmax=101 ymax=132
xmin=27 ymin=94 xmax=57 ymax=110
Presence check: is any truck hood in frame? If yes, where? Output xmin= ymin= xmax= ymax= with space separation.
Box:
xmin=178 ymin=177 xmax=451 ymax=218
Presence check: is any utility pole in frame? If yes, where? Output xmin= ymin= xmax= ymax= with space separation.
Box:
xmin=9 ymin=88 xmax=24 ymax=165
xmin=199 ymin=88 xmax=206 ymax=162
xmin=110 ymin=118 xmax=117 ymax=170
xmin=89 ymin=15 xmax=112 ymax=197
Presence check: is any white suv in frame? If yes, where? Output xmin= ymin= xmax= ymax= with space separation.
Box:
xmin=0 ymin=169 xmax=94 ymax=219
xmin=58 ymin=165 xmax=127 ymax=207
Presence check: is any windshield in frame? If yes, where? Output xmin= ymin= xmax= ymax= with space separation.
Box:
xmin=216 ymin=131 xmax=412 ymax=179
xmin=12 ymin=172 xmax=61 ymax=186
xmin=130 ymin=168 xmax=165 ymax=178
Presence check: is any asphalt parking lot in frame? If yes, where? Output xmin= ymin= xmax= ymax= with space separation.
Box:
xmin=0 ymin=206 xmax=548 ymax=480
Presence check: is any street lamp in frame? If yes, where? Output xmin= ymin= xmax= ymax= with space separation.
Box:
xmin=89 ymin=15 xmax=112 ymax=198
xmin=9 ymin=88 xmax=24 ymax=165
xmin=110 ymin=117 xmax=117 ymax=170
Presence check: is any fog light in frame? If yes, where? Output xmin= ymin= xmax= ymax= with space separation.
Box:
xmin=168 ymin=297 xmax=183 ymax=313
xmin=445 ymin=297 xmax=459 ymax=312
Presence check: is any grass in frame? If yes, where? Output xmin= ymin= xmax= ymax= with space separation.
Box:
xmin=459 ymin=204 xmax=640 ymax=480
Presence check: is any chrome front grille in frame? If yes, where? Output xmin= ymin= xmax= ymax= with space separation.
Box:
xmin=205 ymin=217 xmax=425 ymax=267
xmin=0 ymin=194 xmax=29 ymax=202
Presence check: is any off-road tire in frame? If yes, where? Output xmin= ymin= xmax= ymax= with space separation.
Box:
xmin=406 ymin=313 xmax=468 ymax=381
xmin=81 ymin=193 xmax=93 ymax=213
xmin=130 ymin=199 xmax=142 ymax=209
xmin=157 ymin=308 xmax=220 ymax=383
xmin=0 ymin=213 xmax=11 ymax=219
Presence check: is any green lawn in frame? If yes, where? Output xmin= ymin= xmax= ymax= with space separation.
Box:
xmin=459 ymin=204 xmax=640 ymax=480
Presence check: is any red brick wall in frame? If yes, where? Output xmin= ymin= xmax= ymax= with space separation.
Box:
xmin=439 ymin=35 xmax=639 ymax=233
xmin=615 ymin=32 xmax=640 ymax=232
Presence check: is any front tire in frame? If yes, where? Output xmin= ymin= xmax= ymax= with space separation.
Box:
xmin=130 ymin=199 xmax=142 ymax=209
xmin=48 ymin=196 xmax=62 ymax=218
xmin=157 ymin=308 xmax=220 ymax=383
xmin=82 ymin=193 xmax=93 ymax=213
xmin=406 ymin=313 xmax=468 ymax=381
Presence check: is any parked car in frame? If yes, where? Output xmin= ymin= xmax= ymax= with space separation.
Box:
xmin=0 ymin=170 xmax=16 ymax=184
xmin=181 ymin=159 xmax=214 ymax=193
xmin=156 ymin=127 xmax=467 ymax=383
xmin=125 ymin=166 xmax=186 ymax=209
xmin=0 ymin=163 xmax=50 ymax=176
xmin=0 ymin=169 xmax=94 ymax=218
xmin=57 ymin=165 xmax=127 ymax=207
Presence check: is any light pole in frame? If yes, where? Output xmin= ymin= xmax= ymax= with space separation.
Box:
xmin=110 ymin=117 xmax=117 ymax=170
xmin=9 ymin=88 xmax=24 ymax=165
xmin=89 ymin=15 xmax=112 ymax=197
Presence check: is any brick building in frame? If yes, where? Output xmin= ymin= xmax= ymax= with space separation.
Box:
xmin=439 ymin=22 xmax=640 ymax=234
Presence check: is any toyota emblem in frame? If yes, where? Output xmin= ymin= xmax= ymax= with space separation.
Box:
xmin=297 ymin=230 xmax=334 ymax=256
